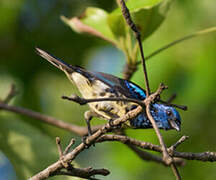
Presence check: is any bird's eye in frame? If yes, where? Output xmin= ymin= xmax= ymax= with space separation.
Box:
xmin=166 ymin=110 xmax=172 ymax=116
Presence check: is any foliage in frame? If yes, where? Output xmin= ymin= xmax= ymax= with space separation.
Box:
xmin=0 ymin=0 xmax=216 ymax=179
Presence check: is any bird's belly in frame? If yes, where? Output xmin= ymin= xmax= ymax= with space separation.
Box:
xmin=71 ymin=72 xmax=129 ymax=119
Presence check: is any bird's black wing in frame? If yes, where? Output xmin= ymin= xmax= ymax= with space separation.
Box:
xmin=90 ymin=71 xmax=146 ymax=100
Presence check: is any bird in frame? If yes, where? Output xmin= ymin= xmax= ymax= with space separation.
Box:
xmin=36 ymin=48 xmax=181 ymax=135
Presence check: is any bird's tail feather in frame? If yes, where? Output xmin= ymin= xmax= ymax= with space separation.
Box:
xmin=35 ymin=47 xmax=74 ymax=73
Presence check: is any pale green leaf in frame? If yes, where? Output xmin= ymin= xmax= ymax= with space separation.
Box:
xmin=61 ymin=7 xmax=117 ymax=45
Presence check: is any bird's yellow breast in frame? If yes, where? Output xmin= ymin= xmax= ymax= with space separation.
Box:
xmin=70 ymin=72 xmax=130 ymax=120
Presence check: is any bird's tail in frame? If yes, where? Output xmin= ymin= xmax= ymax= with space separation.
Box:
xmin=35 ymin=47 xmax=74 ymax=73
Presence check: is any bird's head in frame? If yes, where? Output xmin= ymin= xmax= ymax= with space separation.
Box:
xmin=151 ymin=103 xmax=181 ymax=131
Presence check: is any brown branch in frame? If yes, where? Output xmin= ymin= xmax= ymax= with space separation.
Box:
xmin=98 ymin=134 xmax=184 ymax=166
xmin=171 ymin=163 xmax=181 ymax=180
xmin=146 ymin=104 xmax=171 ymax=163
xmin=97 ymin=134 xmax=176 ymax=166
xmin=97 ymin=134 xmax=216 ymax=162
xmin=0 ymin=102 xmax=101 ymax=136
xmin=172 ymin=151 xmax=216 ymax=162
xmin=64 ymin=138 xmax=75 ymax=155
xmin=62 ymin=94 xmax=146 ymax=107
xmin=168 ymin=136 xmax=189 ymax=152
xmin=53 ymin=167 xmax=109 ymax=180
xmin=144 ymin=84 xmax=172 ymax=163
xmin=56 ymin=137 xmax=64 ymax=158
xmin=98 ymin=134 xmax=161 ymax=151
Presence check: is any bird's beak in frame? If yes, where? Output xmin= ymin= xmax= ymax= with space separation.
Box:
xmin=169 ymin=120 xmax=181 ymax=131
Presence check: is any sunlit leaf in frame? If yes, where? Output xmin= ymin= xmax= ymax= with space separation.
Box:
xmin=108 ymin=0 xmax=172 ymax=40
xmin=61 ymin=7 xmax=117 ymax=45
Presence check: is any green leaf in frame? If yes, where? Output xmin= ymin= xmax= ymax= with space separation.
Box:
xmin=108 ymin=0 xmax=172 ymax=41
xmin=61 ymin=7 xmax=117 ymax=45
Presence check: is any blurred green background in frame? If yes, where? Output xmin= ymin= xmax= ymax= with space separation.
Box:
xmin=0 ymin=0 xmax=216 ymax=179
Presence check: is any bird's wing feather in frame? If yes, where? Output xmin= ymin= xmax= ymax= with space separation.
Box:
xmin=35 ymin=48 xmax=74 ymax=73
xmin=90 ymin=71 xmax=146 ymax=100
xmin=36 ymin=48 xmax=146 ymax=100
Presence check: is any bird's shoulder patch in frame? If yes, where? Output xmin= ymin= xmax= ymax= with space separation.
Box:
xmin=124 ymin=81 xmax=146 ymax=100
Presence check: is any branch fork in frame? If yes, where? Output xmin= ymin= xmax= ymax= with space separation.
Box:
xmin=56 ymin=137 xmax=75 ymax=168
xmin=54 ymin=137 xmax=110 ymax=180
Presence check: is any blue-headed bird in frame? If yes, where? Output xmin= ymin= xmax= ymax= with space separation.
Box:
xmin=36 ymin=48 xmax=181 ymax=135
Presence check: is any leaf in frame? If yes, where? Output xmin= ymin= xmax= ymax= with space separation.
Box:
xmin=61 ymin=7 xmax=117 ymax=45
xmin=108 ymin=0 xmax=172 ymax=40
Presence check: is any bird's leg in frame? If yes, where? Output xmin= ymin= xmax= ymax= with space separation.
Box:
xmin=82 ymin=110 xmax=98 ymax=148
xmin=84 ymin=110 xmax=95 ymax=136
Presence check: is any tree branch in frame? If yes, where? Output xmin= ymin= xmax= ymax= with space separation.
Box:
xmin=0 ymin=102 xmax=101 ymax=136
xmin=52 ymin=167 xmax=109 ymax=180
xmin=62 ymin=94 xmax=146 ymax=107
xmin=97 ymin=134 xmax=216 ymax=162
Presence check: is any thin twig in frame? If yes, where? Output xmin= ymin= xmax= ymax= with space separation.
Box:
xmin=62 ymin=94 xmax=146 ymax=107
xmin=146 ymin=104 xmax=171 ymax=163
xmin=2 ymin=84 xmax=18 ymax=104
xmin=98 ymin=134 xmax=161 ymax=151
xmin=144 ymin=83 xmax=172 ymax=163
xmin=119 ymin=0 xmax=150 ymax=96
xmin=56 ymin=137 xmax=63 ymax=157
xmin=144 ymin=27 xmax=216 ymax=61
xmin=64 ymin=139 xmax=75 ymax=155
xmin=169 ymin=136 xmax=189 ymax=152
xmin=171 ymin=163 xmax=181 ymax=180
